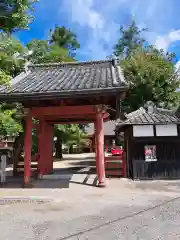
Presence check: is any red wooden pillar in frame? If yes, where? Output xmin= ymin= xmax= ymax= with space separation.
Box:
xmin=94 ymin=130 xmax=99 ymax=176
xmin=95 ymin=111 xmax=106 ymax=187
xmin=24 ymin=111 xmax=32 ymax=185
xmin=45 ymin=124 xmax=54 ymax=173
xmin=38 ymin=121 xmax=54 ymax=176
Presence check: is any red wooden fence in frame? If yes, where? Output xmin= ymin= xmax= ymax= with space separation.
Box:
xmin=105 ymin=152 xmax=127 ymax=178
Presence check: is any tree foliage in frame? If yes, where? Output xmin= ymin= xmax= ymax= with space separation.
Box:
xmin=114 ymin=20 xmax=146 ymax=58
xmin=0 ymin=33 xmax=26 ymax=76
xmin=0 ymin=106 xmax=22 ymax=136
xmin=113 ymin=21 xmax=179 ymax=112
xmin=0 ymin=33 xmax=28 ymax=137
xmin=0 ymin=0 xmax=39 ymax=34
xmin=49 ymin=26 xmax=80 ymax=57
xmin=27 ymin=39 xmax=75 ymax=63
xmin=54 ymin=124 xmax=88 ymax=158
xmin=121 ymin=47 xmax=179 ymax=112
xmin=0 ymin=69 xmax=11 ymax=84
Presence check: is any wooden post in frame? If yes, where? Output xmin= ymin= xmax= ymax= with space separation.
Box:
xmin=38 ymin=121 xmax=53 ymax=176
xmin=45 ymin=124 xmax=54 ymax=174
xmin=38 ymin=120 xmax=43 ymax=177
xmin=24 ymin=111 xmax=32 ymax=185
xmin=95 ymin=109 xmax=106 ymax=187
xmin=94 ymin=128 xmax=99 ymax=176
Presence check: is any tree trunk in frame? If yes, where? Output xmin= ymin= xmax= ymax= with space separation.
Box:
xmin=55 ymin=137 xmax=63 ymax=159
xmin=13 ymin=132 xmax=24 ymax=176
xmin=13 ymin=119 xmax=25 ymax=176
xmin=69 ymin=145 xmax=73 ymax=154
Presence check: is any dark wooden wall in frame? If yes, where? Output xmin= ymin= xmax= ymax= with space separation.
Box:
xmin=124 ymin=126 xmax=180 ymax=180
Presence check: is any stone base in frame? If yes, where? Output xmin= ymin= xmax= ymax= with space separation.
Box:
xmin=98 ymin=182 xmax=106 ymax=187
xmin=22 ymin=183 xmax=33 ymax=188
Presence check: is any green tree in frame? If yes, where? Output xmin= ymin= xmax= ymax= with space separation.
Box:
xmin=113 ymin=21 xmax=179 ymax=112
xmin=26 ymin=39 xmax=49 ymax=63
xmin=0 ymin=0 xmax=39 ymax=34
xmin=0 ymin=34 xmax=26 ymax=136
xmin=66 ymin=124 xmax=88 ymax=153
xmin=114 ymin=20 xmax=146 ymax=58
xmin=54 ymin=124 xmax=71 ymax=159
xmin=0 ymin=105 xmax=22 ymax=136
xmin=0 ymin=33 xmax=26 ymax=76
xmin=54 ymin=124 xmax=88 ymax=159
xmin=27 ymin=39 xmax=74 ymax=63
xmin=121 ymin=46 xmax=179 ymax=112
xmin=0 ymin=69 xmax=11 ymax=84
xmin=49 ymin=26 xmax=80 ymax=57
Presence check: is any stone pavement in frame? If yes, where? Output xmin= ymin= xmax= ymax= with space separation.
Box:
xmin=1 ymin=153 xmax=180 ymax=239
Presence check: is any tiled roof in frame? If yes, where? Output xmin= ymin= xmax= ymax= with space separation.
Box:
xmin=85 ymin=121 xmax=116 ymax=136
xmin=0 ymin=60 xmax=127 ymax=98
xmin=116 ymin=106 xmax=180 ymax=131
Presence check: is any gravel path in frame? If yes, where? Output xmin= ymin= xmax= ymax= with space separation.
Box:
xmin=0 ymin=179 xmax=180 ymax=239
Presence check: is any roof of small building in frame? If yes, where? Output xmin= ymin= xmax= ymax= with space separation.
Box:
xmin=116 ymin=105 xmax=180 ymax=132
xmin=0 ymin=59 xmax=127 ymax=101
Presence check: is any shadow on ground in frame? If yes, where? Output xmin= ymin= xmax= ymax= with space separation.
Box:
xmin=1 ymin=154 xmax=98 ymax=189
xmin=0 ymin=172 xmax=99 ymax=189
xmin=54 ymin=153 xmax=96 ymax=162
xmin=70 ymin=160 xmax=96 ymax=167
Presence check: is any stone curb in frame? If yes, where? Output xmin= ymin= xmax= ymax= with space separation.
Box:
xmin=0 ymin=196 xmax=53 ymax=204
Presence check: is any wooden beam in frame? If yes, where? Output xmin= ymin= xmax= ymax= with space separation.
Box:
xmin=32 ymin=105 xmax=96 ymax=117
xmin=35 ymin=112 xmax=109 ymax=122
xmin=41 ymin=113 xmax=96 ymax=121
xmin=45 ymin=116 xmax=109 ymax=124
xmin=48 ymin=120 xmax=94 ymax=125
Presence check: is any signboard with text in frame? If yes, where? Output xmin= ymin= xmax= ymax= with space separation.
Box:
xmin=144 ymin=145 xmax=157 ymax=162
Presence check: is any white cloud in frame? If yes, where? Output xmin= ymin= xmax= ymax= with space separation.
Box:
xmin=62 ymin=0 xmax=120 ymax=59
xmin=155 ymin=30 xmax=180 ymax=52
xmin=175 ymin=61 xmax=180 ymax=72
xmin=61 ymin=0 xmax=180 ymax=60
xmin=64 ymin=0 xmax=104 ymax=29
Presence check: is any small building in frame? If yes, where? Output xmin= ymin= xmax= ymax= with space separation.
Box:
xmin=85 ymin=121 xmax=116 ymax=151
xmin=85 ymin=121 xmax=124 ymax=152
xmin=115 ymin=102 xmax=180 ymax=180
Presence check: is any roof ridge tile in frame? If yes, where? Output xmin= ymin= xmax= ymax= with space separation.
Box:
xmin=28 ymin=59 xmax=113 ymax=69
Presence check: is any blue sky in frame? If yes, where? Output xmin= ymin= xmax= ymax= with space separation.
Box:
xmin=17 ymin=0 xmax=180 ymax=64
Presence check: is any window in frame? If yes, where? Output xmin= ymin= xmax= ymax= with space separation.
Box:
xmin=133 ymin=125 xmax=154 ymax=137
xmin=156 ymin=124 xmax=177 ymax=136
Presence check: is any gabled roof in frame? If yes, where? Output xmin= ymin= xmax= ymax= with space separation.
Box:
xmin=0 ymin=59 xmax=127 ymax=101
xmin=116 ymin=106 xmax=180 ymax=132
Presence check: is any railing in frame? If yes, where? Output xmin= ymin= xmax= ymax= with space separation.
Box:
xmin=105 ymin=152 xmax=127 ymax=178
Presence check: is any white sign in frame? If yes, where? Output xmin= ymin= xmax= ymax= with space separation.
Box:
xmin=133 ymin=125 xmax=154 ymax=137
xmin=156 ymin=124 xmax=177 ymax=136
